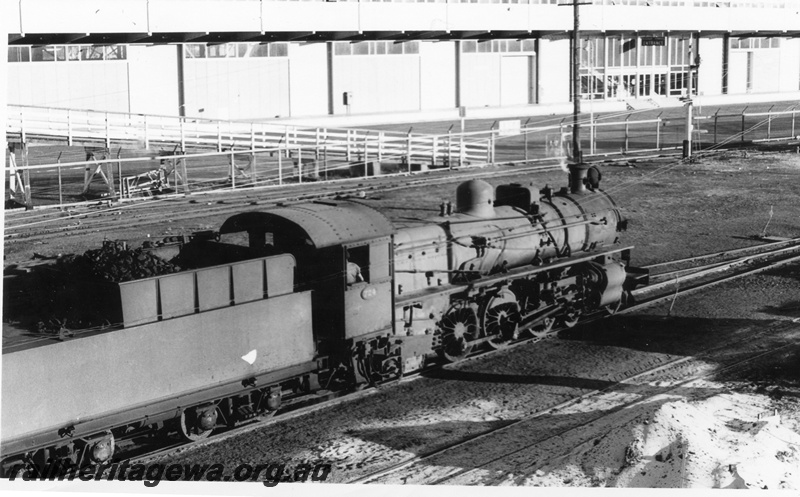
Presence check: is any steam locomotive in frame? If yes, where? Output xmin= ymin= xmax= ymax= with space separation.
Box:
xmin=1 ymin=164 xmax=647 ymax=475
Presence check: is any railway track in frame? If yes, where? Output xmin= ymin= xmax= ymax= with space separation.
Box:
xmin=3 ymin=162 xmax=564 ymax=243
xmin=96 ymin=237 xmax=800 ymax=475
xmin=4 ymin=147 xmax=682 ymax=246
xmin=353 ymin=322 xmax=800 ymax=485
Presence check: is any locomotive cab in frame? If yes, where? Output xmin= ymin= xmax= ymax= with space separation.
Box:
xmin=217 ymin=202 xmax=396 ymax=386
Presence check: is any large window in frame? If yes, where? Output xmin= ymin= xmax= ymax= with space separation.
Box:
xmin=579 ymin=35 xmax=696 ymax=100
xmin=8 ymin=46 xmax=30 ymax=62
xmin=461 ymin=39 xmax=536 ymax=53
xmin=730 ymin=37 xmax=780 ymax=50
xmin=10 ymin=45 xmax=127 ymax=63
xmin=184 ymin=42 xmax=288 ymax=59
xmin=639 ymin=43 xmax=667 ymax=67
xmin=333 ymin=41 xmax=419 ymax=56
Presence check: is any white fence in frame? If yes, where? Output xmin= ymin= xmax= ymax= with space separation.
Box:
xmin=5 ymin=105 xmax=494 ymax=209
xmin=5 ymin=105 xmax=490 ymax=167
xmin=7 ymin=103 xmax=799 ymax=210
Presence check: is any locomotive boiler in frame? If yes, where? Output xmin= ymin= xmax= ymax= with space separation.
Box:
xmin=1 ymin=164 xmax=646 ymax=476
xmin=392 ymin=164 xmax=638 ymax=365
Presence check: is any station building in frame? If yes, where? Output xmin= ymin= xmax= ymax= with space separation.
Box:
xmin=6 ymin=0 xmax=800 ymax=121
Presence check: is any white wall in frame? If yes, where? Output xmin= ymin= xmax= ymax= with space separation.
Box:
xmin=697 ymin=37 xmax=723 ymax=96
xmin=128 ymin=45 xmax=179 ymax=116
xmin=288 ymin=43 xmax=328 ymax=117
xmin=331 ymin=55 xmax=420 ymax=115
xmin=752 ymin=50 xmax=782 ymax=94
xmin=183 ymin=57 xmax=290 ymax=120
xmin=419 ymin=41 xmax=456 ymax=111
xmin=537 ymin=39 xmax=570 ymax=104
xmin=500 ymin=55 xmax=531 ymax=106
xmin=8 ymin=61 xmax=129 ymax=112
xmin=728 ymin=51 xmax=748 ymax=95
xmin=778 ymin=38 xmax=800 ymax=92
xmin=460 ymin=53 xmax=501 ymax=108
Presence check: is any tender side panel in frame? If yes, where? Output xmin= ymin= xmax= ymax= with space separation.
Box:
xmin=2 ymin=293 xmax=313 ymax=445
xmin=119 ymin=253 xmax=295 ymax=327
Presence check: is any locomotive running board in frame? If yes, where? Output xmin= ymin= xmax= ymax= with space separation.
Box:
xmin=396 ymin=245 xmax=635 ymax=306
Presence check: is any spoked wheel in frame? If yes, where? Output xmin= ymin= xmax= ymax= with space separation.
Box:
xmin=529 ymin=316 xmax=556 ymax=338
xmin=439 ymin=304 xmax=479 ymax=362
xmin=179 ymin=405 xmax=217 ymax=441
xmin=370 ymin=355 xmax=402 ymax=384
xmin=484 ymin=289 xmax=521 ymax=349
xmin=560 ymin=310 xmax=581 ymax=328
xmin=8 ymin=462 xmax=33 ymax=479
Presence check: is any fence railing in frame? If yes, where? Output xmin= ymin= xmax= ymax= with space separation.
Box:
xmin=499 ymin=105 xmax=800 ymax=164
xmin=6 ymin=104 xmax=799 ymax=211
xmin=5 ymin=105 xmax=494 ymax=209
xmin=5 ymin=105 xmax=490 ymax=167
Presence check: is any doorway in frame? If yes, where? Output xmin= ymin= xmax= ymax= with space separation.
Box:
xmin=500 ymin=55 xmax=535 ymax=106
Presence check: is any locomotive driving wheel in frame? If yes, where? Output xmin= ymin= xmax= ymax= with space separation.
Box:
xmin=484 ymin=289 xmax=521 ymax=349
xmin=529 ymin=316 xmax=556 ymax=338
xmin=439 ymin=304 xmax=478 ymax=362
xmin=560 ymin=310 xmax=581 ymax=328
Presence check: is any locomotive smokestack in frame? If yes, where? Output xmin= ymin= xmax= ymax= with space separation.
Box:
xmin=568 ymin=162 xmax=589 ymax=194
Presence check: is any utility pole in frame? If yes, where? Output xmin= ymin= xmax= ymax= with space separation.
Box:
xmin=683 ymin=34 xmax=700 ymax=159
xmin=571 ymin=0 xmax=581 ymax=164
xmin=561 ymin=0 xmax=590 ymax=193
xmin=177 ymin=45 xmax=186 ymax=118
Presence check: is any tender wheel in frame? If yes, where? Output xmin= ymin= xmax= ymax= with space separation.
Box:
xmin=484 ymin=289 xmax=521 ymax=349
xmin=88 ymin=432 xmax=115 ymax=464
xmin=5 ymin=461 xmax=33 ymax=479
xmin=439 ymin=304 xmax=478 ymax=362
xmin=529 ymin=316 xmax=556 ymax=338
xmin=180 ymin=405 xmax=217 ymax=441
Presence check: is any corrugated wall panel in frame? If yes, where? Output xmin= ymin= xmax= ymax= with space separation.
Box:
xmin=727 ymin=51 xmax=749 ymax=95
xmin=460 ymin=53 xmax=501 ymax=108
xmin=288 ymin=43 xmax=328 ymax=117
xmin=184 ymin=58 xmax=290 ymax=120
xmin=752 ymin=51 xmax=781 ymax=94
xmin=778 ymin=38 xmax=800 ymax=93
xmin=419 ymin=41 xmax=456 ymax=111
xmin=698 ymin=37 xmax=723 ymax=97
xmin=537 ymin=39 xmax=570 ymax=104
xmin=128 ymin=45 xmax=179 ymax=116
xmin=7 ymin=62 xmax=129 ymax=111
xmin=332 ymin=56 xmax=420 ymax=115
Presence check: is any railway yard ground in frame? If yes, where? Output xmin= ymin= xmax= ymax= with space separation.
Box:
xmin=4 ymin=139 xmax=800 ymax=489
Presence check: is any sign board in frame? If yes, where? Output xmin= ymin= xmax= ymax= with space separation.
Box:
xmin=641 ymin=37 xmax=666 ymax=46
xmin=498 ymin=119 xmax=521 ymax=137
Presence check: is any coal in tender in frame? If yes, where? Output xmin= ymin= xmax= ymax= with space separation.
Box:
xmin=60 ymin=240 xmax=182 ymax=283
